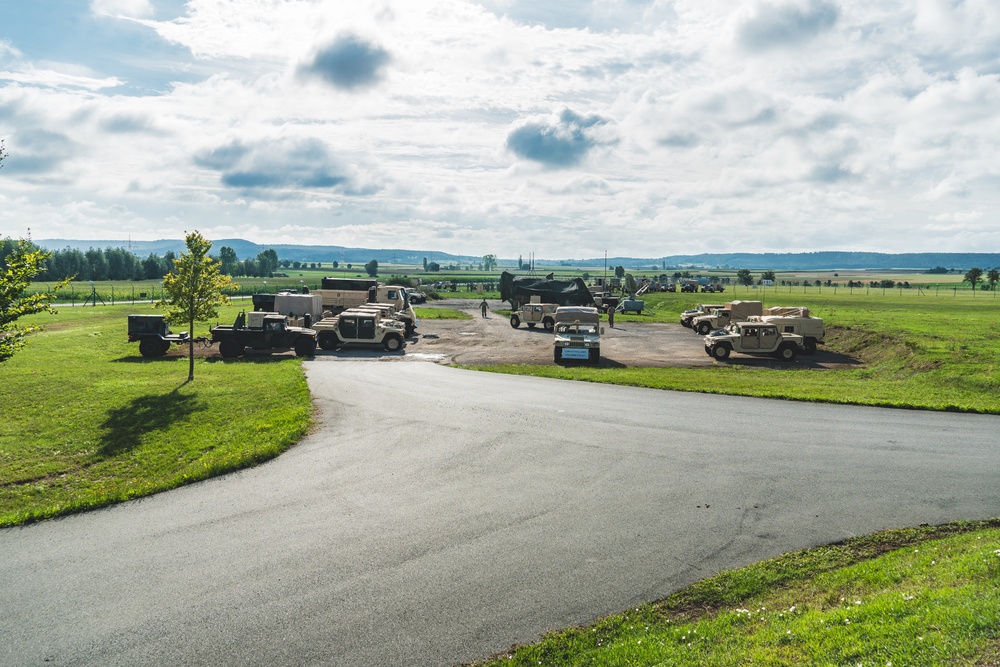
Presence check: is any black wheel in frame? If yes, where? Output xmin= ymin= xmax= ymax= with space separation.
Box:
xmin=318 ymin=331 xmax=338 ymax=350
xmin=159 ymin=339 xmax=171 ymax=355
xmin=681 ymin=319 xmax=691 ymax=328
xmin=553 ymin=347 xmax=561 ymax=363
xmin=383 ymin=334 xmax=403 ymax=352
xmin=510 ymin=315 xmax=520 ymax=328
xmin=294 ymin=338 xmax=316 ymax=357
xmin=711 ymin=344 xmax=731 ymax=360
xmin=696 ymin=321 xmax=712 ymax=335
xmin=804 ymin=339 xmax=818 ymax=355
xmin=219 ymin=339 xmax=242 ymax=359
xmin=139 ymin=338 xmax=161 ymax=358
xmin=776 ymin=344 xmax=798 ymax=361
xmin=589 ymin=348 xmax=600 ymax=365
xmin=543 ymin=318 xmax=554 ymax=332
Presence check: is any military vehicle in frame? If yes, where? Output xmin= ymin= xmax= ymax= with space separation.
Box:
xmin=747 ymin=307 xmax=825 ymax=354
xmin=500 ymin=271 xmax=596 ymax=311
xmin=312 ymin=308 xmax=406 ymax=352
xmin=312 ymin=278 xmax=418 ymax=337
xmin=127 ymin=314 xmax=191 ymax=358
xmin=679 ymin=303 xmax=725 ymax=328
xmin=703 ymin=322 xmax=803 ymax=361
xmin=553 ymin=306 xmax=603 ymax=364
xmin=210 ymin=311 xmax=317 ymax=358
xmin=510 ymin=302 xmax=559 ymax=330
xmin=689 ymin=300 xmax=763 ymax=335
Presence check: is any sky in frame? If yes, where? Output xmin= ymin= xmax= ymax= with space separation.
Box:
xmin=2 ymin=0 xmax=1000 ymax=259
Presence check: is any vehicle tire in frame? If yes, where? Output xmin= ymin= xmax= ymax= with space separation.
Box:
xmin=317 ymin=331 xmax=337 ymax=350
xmin=553 ymin=348 xmax=561 ymax=363
xmin=711 ymin=344 xmax=731 ymax=360
xmin=776 ymin=343 xmax=798 ymax=361
xmin=510 ymin=315 xmax=520 ymax=328
xmin=527 ymin=322 xmax=536 ymax=329
xmin=804 ymin=338 xmax=818 ymax=355
xmin=543 ymin=317 xmax=554 ymax=332
xmin=383 ymin=334 xmax=403 ymax=352
xmin=696 ymin=321 xmax=712 ymax=335
xmin=159 ymin=339 xmax=171 ymax=355
xmin=637 ymin=309 xmax=642 ymax=315
xmin=139 ymin=338 xmax=160 ymax=358
xmin=589 ymin=348 xmax=600 ymax=365
xmin=219 ymin=339 xmax=242 ymax=359
xmin=295 ymin=337 xmax=316 ymax=357
xmin=681 ymin=319 xmax=691 ymax=328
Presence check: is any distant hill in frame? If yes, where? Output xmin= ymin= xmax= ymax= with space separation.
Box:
xmin=36 ymin=240 xmax=1000 ymax=271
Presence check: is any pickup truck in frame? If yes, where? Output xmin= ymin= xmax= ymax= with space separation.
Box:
xmin=703 ymin=321 xmax=803 ymax=361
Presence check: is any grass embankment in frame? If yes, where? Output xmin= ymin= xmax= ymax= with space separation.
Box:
xmin=0 ymin=304 xmax=312 ymax=527
xmin=414 ymin=307 xmax=473 ymax=320
xmin=471 ymin=520 xmax=1000 ymax=667
xmin=470 ymin=290 xmax=1000 ymax=413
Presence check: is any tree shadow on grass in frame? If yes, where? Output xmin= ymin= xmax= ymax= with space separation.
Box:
xmin=98 ymin=386 xmax=207 ymax=458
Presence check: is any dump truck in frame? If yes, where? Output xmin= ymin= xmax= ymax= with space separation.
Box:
xmin=553 ymin=306 xmax=603 ymax=365
xmin=746 ymin=307 xmax=825 ymax=354
xmin=210 ymin=311 xmax=317 ymax=358
xmin=312 ymin=278 xmax=417 ymax=337
xmin=127 ymin=314 xmax=190 ymax=358
xmin=689 ymin=300 xmax=763 ymax=335
xmin=510 ymin=301 xmax=559 ymax=331
xmin=703 ymin=321 xmax=803 ymax=361
xmin=679 ymin=303 xmax=725 ymax=328
xmin=311 ymin=308 xmax=406 ymax=352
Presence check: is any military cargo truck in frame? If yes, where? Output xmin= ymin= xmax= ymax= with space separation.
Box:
xmin=553 ymin=306 xmax=602 ymax=365
xmin=312 ymin=308 xmax=406 ymax=352
xmin=703 ymin=322 xmax=803 ymax=361
xmin=127 ymin=314 xmax=190 ymax=358
xmin=312 ymin=278 xmax=417 ymax=337
xmin=210 ymin=311 xmax=317 ymax=358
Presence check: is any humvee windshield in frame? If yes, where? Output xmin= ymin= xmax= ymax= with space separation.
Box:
xmin=556 ymin=323 xmax=598 ymax=335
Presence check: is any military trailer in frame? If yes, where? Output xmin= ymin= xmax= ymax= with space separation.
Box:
xmin=679 ymin=303 xmax=725 ymax=328
xmin=127 ymin=314 xmax=190 ymax=358
xmin=311 ymin=308 xmax=406 ymax=352
xmin=210 ymin=311 xmax=317 ymax=358
xmin=703 ymin=322 xmax=803 ymax=361
xmin=689 ymin=300 xmax=763 ymax=335
xmin=553 ymin=306 xmax=603 ymax=365
xmin=510 ymin=302 xmax=559 ymax=331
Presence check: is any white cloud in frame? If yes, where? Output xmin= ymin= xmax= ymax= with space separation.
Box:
xmin=90 ymin=0 xmax=155 ymax=19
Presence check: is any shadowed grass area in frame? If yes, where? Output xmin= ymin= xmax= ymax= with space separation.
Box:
xmin=0 ymin=303 xmax=312 ymax=527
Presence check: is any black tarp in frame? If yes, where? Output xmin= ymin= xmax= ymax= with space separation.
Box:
xmin=499 ymin=271 xmax=596 ymax=309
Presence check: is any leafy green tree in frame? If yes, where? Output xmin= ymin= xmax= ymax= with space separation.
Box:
xmin=761 ymin=270 xmax=776 ymax=282
xmin=427 ymin=261 xmax=441 ymax=272
xmin=737 ymin=268 xmax=754 ymax=286
xmin=364 ymin=259 xmax=379 ymax=277
xmin=256 ymin=249 xmax=279 ymax=277
xmin=218 ymin=246 xmax=239 ymax=275
xmin=987 ymin=268 xmax=1000 ymax=292
xmin=614 ymin=265 xmax=625 ymax=279
xmin=157 ymin=231 xmax=238 ymax=381
xmin=1 ymin=239 xmax=70 ymax=362
xmin=482 ymin=254 xmax=498 ymax=271
xmin=964 ymin=267 xmax=984 ymax=292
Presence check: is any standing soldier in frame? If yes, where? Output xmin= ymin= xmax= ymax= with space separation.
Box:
xmin=480 ymin=299 xmax=489 ymax=318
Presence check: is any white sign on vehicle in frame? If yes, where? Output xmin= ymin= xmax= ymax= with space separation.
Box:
xmin=560 ymin=347 xmax=590 ymax=359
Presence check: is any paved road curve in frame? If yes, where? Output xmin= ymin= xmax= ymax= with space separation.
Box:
xmin=2 ymin=363 xmax=999 ymax=666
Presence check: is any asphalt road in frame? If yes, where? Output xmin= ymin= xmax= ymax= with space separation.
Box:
xmin=2 ymin=363 xmax=999 ymax=667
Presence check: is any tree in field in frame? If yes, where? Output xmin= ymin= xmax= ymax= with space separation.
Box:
xmin=761 ymin=270 xmax=776 ymax=282
xmin=987 ymin=268 xmax=1000 ymax=292
xmin=157 ymin=231 xmax=238 ymax=381
xmin=964 ymin=267 xmax=983 ymax=292
xmin=218 ymin=246 xmax=239 ymax=275
xmin=482 ymin=254 xmax=498 ymax=272
xmin=427 ymin=261 xmax=440 ymax=272
xmin=364 ymin=259 xmax=378 ymax=277
xmin=256 ymin=249 xmax=279 ymax=277
xmin=614 ymin=265 xmax=625 ymax=279
xmin=1 ymin=239 xmax=71 ymax=362
xmin=736 ymin=268 xmax=754 ymax=286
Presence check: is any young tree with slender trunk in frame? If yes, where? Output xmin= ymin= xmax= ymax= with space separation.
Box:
xmin=157 ymin=231 xmax=238 ymax=381
xmin=0 ymin=239 xmax=70 ymax=362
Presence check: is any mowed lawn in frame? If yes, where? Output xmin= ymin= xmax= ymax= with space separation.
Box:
xmin=0 ymin=303 xmax=312 ymax=527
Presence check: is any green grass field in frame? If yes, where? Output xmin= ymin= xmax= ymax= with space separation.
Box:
xmin=0 ymin=303 xmax=312 ymax=527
